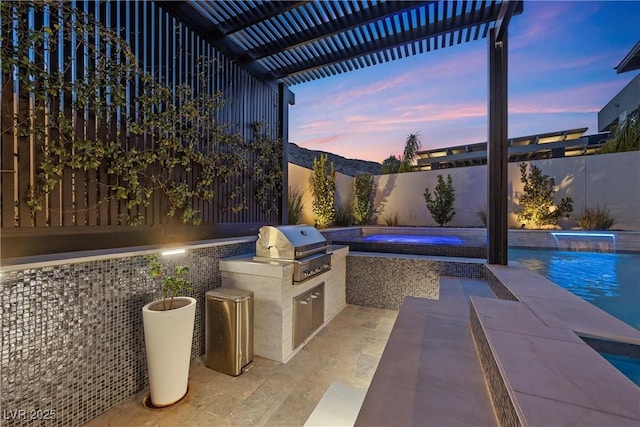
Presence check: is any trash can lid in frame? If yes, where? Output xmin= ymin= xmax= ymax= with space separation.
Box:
xmin=206 ymin=287 xmax=253 ymax=302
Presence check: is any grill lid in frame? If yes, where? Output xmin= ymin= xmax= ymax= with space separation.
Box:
xmin=256 ymin=225 xmax=328 ymax=260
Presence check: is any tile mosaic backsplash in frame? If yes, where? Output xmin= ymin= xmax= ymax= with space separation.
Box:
xmin=1 ymin=241 xmax=254 ymax=427
xmin=346 ymin=254 xmax=484 ymax=310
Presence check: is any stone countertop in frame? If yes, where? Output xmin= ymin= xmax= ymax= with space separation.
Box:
xmin=219 ymin=245 xmax=348 ymax=279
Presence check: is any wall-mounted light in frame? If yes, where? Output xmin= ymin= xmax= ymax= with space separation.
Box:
xmin=161 ymin=248 xmax=186 ymax=256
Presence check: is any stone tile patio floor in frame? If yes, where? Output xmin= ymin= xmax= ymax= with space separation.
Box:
xmin=85 ymin=304 xmax=399 ymax=427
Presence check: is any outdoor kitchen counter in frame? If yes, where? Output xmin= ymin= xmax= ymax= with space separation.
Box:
xmin=219 ymin=245 xmax=348 ymax=363
xmin=218 ymin=254 xmax=294 ymax=278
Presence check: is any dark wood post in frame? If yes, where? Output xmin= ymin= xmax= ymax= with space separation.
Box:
xmin=278 ymin=83 xmax=294 ymax=225
xmin=487 ymin=27 xmax=509 ymax=265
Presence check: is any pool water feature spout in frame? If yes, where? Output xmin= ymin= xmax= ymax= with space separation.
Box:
xmin=550 ymin=231 xmax=616 ymax=253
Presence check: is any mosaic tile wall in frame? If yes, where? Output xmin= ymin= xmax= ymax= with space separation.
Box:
xmin=470 ymin=304 xmax=522 ymax=427
xmin=0 ymin=241 xmax=254 ymax=427
xmin=346 ymin=254 xmax=484 ymax=310
xmin=334 ymin=241 xmax=486 ymax=258
xmin=482 ymin=266 xmax=519 ymax=301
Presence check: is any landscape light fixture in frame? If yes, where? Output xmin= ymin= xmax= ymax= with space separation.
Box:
xmin=161 ymin=248 xmax=186 ymax=256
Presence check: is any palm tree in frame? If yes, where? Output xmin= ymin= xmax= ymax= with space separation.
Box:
xmin=399 ymin=132 xmax=422 ymax=172
xmin=403 ymin=132 xmax=422 ymax=165
xmin=382 ymin=132 xmax=423 ymax=174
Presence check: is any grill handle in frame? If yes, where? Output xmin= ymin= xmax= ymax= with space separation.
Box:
xmin=295 ymin=245 xmax=331 ymax=259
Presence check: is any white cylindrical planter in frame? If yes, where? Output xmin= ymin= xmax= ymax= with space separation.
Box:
xmin=142 ymin=296 xmax=197 ymax=407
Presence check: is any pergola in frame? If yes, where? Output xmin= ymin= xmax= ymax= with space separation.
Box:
xmin=164 ymin=0 xmax=524 ymax=264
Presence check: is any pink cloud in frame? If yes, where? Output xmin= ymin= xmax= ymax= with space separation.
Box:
xmin=511 ymin=80 xmax=627 ymax=115
xmin=303 ymin=47 xmax=487 ymax=113
xmin=332 ymin=74 xmax=412 ymax=105
xmin=297 ymin=120 xmax=335 ymax=130
xmin=298 ymin=135 xmax=342 ymax=146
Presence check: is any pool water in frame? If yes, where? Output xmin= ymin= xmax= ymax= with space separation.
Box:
xmin=361 ymin=234 xmax=464 ymax=245
xmin=509 ymin=249 xmax=640 ymax=330
xmin=601 ymin=353 xmax=640 ymax=386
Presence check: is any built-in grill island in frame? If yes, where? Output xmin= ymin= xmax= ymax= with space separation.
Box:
xmin=219 ymin=225 xmax=348 ymax=363
xmin=255 ymin=225 xmax=332 ymax=283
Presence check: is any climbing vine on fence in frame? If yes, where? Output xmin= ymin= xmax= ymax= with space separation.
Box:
xmin=251 ymin=122 xmax=283 ymax=218
xmin=2 ymin=1 xmax=263 ymax=225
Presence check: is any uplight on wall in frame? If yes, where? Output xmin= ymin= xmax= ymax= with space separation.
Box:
xmin=161 ymin=248 xmax=186 ymax=256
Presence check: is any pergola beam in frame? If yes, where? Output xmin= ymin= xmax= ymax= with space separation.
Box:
xmin=248 ymin=1 xmax=432 ymax=60
xmin=494 ymin=0 xmax=519 ymax=42
xmin=272 ymin=3 xmax=502 ymax=79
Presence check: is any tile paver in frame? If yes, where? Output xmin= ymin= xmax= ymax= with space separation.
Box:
xmin=84 ymin=305 xmax=397 ymax=427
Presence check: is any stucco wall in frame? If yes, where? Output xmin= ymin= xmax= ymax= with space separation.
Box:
xmin=289 ymin=151 xmax=640 ymax=230
xmin=374 ymin=165 xmax=487 ymax=227
xmin=508 ymin=152 xmax=640 ymax=230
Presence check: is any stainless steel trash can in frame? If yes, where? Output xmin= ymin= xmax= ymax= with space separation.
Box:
xmin=204 ymin=287 xmax=254 ymax=376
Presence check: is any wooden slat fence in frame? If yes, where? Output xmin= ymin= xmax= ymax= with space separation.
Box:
xmin=0 ymin=0 xmax=282 ymax=232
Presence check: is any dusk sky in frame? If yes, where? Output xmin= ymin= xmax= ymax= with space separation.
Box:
xmin=288 ymin=1 xmax=640 ymax=163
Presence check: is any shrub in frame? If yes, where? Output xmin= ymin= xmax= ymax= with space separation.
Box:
xmin=334 ymin=201 xmax=354 ymax=226
xmin=353 ymin=173 xmax=374 ymax=225
xmin=600 ymin=106 xmax=640 ymax=153
xmin=311 ymin=154 xmax=336 ymax=228
xmin=381 ymin=155 xmax=402 ymax=174
xmin=288 ymin=188 xmax=304 ymax=225
xmin=383 ymin=212 xmax=401 ymax=226
xmin=578 ymin=205 xmax=616 ymax=230
xmin=516 ymin=163 xmax=573 ymax=228
xmin=423 ymin=174 xmax=456 ymax=227
xmin=477 ymin=206 xmax=487 ymax=227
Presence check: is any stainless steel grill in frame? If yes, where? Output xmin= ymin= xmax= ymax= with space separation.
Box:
xmin=255 ymin=225 xmax=331 ymax=283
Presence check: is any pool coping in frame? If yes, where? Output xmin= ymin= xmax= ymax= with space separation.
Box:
xmin=352 ymin=251 xmax=640 ymax=426
xmin=474 ymin=262 xmax=640 ymax=426
xmin=484 ymin=261 xmax=640 ymax=345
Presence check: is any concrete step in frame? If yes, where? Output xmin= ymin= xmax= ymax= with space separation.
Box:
xmin=355 ymin=277 xmax=497 ymax=426
xmin=304 ymin=382 xmax=367 ymax=427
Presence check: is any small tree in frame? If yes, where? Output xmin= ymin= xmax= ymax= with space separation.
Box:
xmin=423 ymin=174 xmax=456 ymax=226
xmin=353 ymin=173 xmax=374 ymax=225
xmin=311 ymin=154 xmax=336 ymax=228
xmin=381 ymin=155 xmax=402 ymax=174
xmin=147 ymin=255 xmax=192 ymax=311
xmin=516 ymin=163 xmax=573 ymax=227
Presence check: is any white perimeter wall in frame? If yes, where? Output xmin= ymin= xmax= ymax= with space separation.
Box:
xmin=288 ymin=151 xmax=640 ymax=230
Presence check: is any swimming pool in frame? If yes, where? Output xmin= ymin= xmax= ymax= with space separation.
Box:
xmin=361 ymin=234 xmax=464 ymax=245
xmin=509 ymin=249 xmax=639 ymax=330
xmin=509 ymin=248 xmax=640 ymax=386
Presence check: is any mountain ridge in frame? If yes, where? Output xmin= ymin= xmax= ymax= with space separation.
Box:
xmin=288 ymin=142 xmax=382 ymax=177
